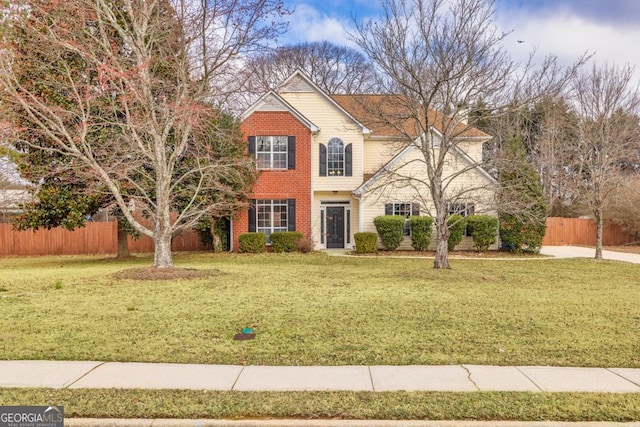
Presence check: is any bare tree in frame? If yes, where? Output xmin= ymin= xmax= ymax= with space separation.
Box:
xmin=351 ymin=0 xmax=586 ymax=268
xmin=0 ymin=0 xmax=281 ymax=268
xmin=568 ymin=63 xmax=640 ymax=259
xmin=174 ymin=0 xmax=290 ymax=109
xmin=244 ymin=41 xmax=380 ymax=100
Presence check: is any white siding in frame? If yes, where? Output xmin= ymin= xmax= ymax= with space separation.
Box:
xmin=359 ymin=142 xmax=497 ymax=251
xmin=280 ymin=81 xmax=365 ymax=192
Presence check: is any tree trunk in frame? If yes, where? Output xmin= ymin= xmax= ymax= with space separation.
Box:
xmin=211 ymin=220 xmax=222 ymax=252
xmin=116 ymin=220 xmax=130 ymax=259
xmin=594 ymin=208 xmax=603 ymax=259
xmin=433 ymin=216 xmax=451 ymax=269
xmin=154 ymin=232 xmax=173 ymax=268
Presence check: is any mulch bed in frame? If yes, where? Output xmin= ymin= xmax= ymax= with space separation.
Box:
xmin=355 ymin=250 xmax=545 ymax=258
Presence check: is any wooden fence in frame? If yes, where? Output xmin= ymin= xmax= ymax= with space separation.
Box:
xmin=542 ymin=217 xmax=636 ymax=246
xmin=0 ymin=221 xmax=208 ymax=257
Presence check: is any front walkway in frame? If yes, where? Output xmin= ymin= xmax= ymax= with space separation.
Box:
xmin=2 ymin=360 xmax=640 ymax=393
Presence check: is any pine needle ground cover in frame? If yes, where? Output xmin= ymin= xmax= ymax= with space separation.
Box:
xmin=0 ymin=252 xmax=638 ymax=367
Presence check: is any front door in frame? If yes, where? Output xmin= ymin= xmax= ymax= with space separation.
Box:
xmin=326 ymin=207 xmax=345 ymax=249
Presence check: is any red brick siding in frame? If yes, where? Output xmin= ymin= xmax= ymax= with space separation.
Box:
xmin=233 ymin=111 xmax=312 ymax=250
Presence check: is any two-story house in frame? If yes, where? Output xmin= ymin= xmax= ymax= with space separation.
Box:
xmin=232 ymin=70 xmax=496 ymax=251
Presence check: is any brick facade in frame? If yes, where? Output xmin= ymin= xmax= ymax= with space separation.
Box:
xmin=232 ymin=111 xmax=313 ymax=250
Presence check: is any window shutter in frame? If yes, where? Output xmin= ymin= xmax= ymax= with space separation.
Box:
xmin=248 ymin=136 xmax=256 ymax=156
xmin=345 ymin=143 xmax=352 ymax=176
xmin=287 ymin=199 xmax=296 ymax=231
xmin=412 ymin=203 xmax=420 ymax=216
xmin=385 ymin=203 xmax=393 ymax=215
xmin=287 ymin=136 xmax=295 ymax=170
xmin=319 ymin=144 xmax=327 ymax=176
xmin=248 ymin=200 xmax=256 ymax=232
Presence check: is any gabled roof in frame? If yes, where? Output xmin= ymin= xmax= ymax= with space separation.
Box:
xmin=241 ymin=90 xmax=320 ymax=133
xmin=278 ymin=70 xmax=371 ymax=135
xmin=331 ymin=94 xmax=490 ymax=140
xmin=353 ymin=136 xmax=497 ymax=197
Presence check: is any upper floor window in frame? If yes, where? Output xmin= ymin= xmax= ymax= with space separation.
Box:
xmin=256 ymin=136 xmax=287 ymax=169
xmin=248 ymin=136 xmax=295 ymax=170
xmin=328 ymin=138 xmax=344 ymax=176
xmin=319 ymin=139 xmax=352 ymax=177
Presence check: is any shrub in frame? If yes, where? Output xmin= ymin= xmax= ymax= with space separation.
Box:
xmin=354 ymin=232 xmax=378 ymax=254
xmin=466 ymin=215 xmax=499 ymax=252
xmin=271 ymin=231 xmax=303 ymax=253
xmin=497 ymin=138 xmax=548 ymax=253
xmin=238 ymin=232 xmax=266 ymax=253
xmin=447 ymin=214 xmax=467 ymax=251
xmin=410 ymin=216 xmax=433 ymax=251
xmin=499 ymin=213 xmax=546 ymax=253
xmin=373 ymin=215 xmax=405 ymax=251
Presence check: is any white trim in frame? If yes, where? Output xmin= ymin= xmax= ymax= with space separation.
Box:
xmin=241 ymin=91 xmax=320 ymax=133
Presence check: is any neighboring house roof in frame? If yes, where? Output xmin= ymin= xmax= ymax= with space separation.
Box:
xmin=278 ymin=70 xmax=371 ymax=135
xmin=331 ymin=94 xmax=490 ymax=140
xmin=241 ymin=90 xmax=320 ymax=133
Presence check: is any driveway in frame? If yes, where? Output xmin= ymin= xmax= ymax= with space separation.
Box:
xmin=541 ymin=245 xmax=640 ymax=264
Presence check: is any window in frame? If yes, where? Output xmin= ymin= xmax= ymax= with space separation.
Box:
xmin=448 ymin=202 xmax=475 ymax=235
xmin=327 ymin=138 xmax=344 ymax=176
xmin=256 ymin=199 xmax=288 ymax=243
xmin=248 ymin=199 xmax=296 ymax=243
xmin=256 ymin=136 xmax=287 ymax=169
xmin=320 ymin=139 xmax=352 ymax=176
xmin=386 ymin=202 xmax=419 ymax=236
xmin=447 ymin=202 xmax=475 ymax=217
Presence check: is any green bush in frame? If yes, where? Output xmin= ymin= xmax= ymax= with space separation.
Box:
xmin=238 ymin=232 xmax=266 ymax=253
xmin=466 ymin=215 xmax=499 ymax=252
xmin=410 ymin=216 xmax=433 ymax=251
xmin=499 ymin=213 xmax=546 ymax=253
xmin=497 ymin=137 xmax=548 ymax=253
xmin=271 ymin=231 xmax=303 ymax=253
xmin=447 ymin=214 xmax=467 ymax=251
xmin=354 ymin=232 xmax=378 ymax=254
xmin=373 ymin=215 xmax=405 ymax=251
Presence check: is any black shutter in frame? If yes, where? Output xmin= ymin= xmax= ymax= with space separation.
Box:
xmin=319 ymin=144 xmax=327 ymax=176
xmin=412 ymin=203 xmax=420 ymax=216
xmin=345 ymin=143 xmax=352 ymax=176
xmin=287 ymin=136 xmax=295 ymax=170
xmin=248 ymin=136 xmax=256 ymax=156
xmin=248 ymin=200 xmax=256 ymax=232
xmin=385 ymin=203 xmax=393 ymax=215
xmin=287 ymin=199 xmax=296 ymax=231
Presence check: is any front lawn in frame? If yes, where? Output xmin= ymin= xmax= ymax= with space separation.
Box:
xmin=0 ymin=252 xmax=638 ymax=367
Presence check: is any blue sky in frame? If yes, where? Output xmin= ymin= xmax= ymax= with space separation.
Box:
xmin=279 ymin=0 xmax=640 ymax=75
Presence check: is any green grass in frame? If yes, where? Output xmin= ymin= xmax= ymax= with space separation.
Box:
xmin=1 ymin=389 xmax=640 ymax=421
xmin=0 ymin=252 xmax=639 ymax=367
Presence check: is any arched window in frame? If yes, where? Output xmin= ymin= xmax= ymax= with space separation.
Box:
xmin=327 ymin=138 xmax=344 ymax=176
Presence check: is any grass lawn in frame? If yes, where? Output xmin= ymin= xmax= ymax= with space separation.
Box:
xmin=0 ymin=251 xmax=638 ymax=367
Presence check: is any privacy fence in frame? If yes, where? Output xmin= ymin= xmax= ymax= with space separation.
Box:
xmin=0 ymin=221 xmax=207 ymax=257
xmin=542 ymin=217 xmax=637 ymax=246
xmin=0 ymin=217 xmax=637 ymax=257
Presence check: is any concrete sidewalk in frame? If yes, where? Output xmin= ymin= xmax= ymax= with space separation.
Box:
xmin=541 ymin=246 xmax=640 ymax=263
xmin=2 ymin=361 xmax=640 ymax=393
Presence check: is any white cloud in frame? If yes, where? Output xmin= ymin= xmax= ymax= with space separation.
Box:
xmin=280 ymin=3 xmax=359 ymax=48
xmin=496 ymin=6 xmax=640 ymax=82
